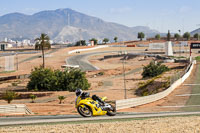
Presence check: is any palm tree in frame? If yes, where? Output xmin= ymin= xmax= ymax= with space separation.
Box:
xmin=35 ymin=33 xmax=51 ymax=68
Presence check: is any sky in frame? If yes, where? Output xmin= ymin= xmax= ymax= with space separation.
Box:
xmin=0 ymin=0 xmax=200 ymax=33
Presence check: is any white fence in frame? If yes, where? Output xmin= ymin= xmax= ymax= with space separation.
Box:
xmin=0 ymin=104 xmax=33 ymax=115
xmin=149 ymin=43 xmax=165 ymax=50
xmin=68 ymin=45 xmax=109 ymax=54
xmin=116 ymin=61 xmax=195 ymax=110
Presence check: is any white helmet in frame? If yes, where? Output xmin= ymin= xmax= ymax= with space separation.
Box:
xmin=75 ymin=89 xmax=83 ymax=96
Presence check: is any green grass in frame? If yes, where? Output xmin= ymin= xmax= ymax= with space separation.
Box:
xmin=195 ymin=56 xmax=200 ymax=61
xmin=0 ymin=70 xmax=16 ymax=74
xmin=181 ymin=64 xmax=200 ymax=112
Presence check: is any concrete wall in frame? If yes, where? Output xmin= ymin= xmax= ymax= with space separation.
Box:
xmin=116 ymin=61 xmax=195 ymax=110
xmin=0 ymin=104 xmax=33 ymax=115
xmin=68 ymin=45 xmax=109 ymax=54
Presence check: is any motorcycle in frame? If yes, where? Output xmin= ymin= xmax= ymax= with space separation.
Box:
xmin=75 ymin=95 xmax=116 ymax=117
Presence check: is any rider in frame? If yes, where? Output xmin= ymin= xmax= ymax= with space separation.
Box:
xmin=75 ymin=88 xmax=105 ymax=106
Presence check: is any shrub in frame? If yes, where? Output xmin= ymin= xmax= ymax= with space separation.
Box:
xmin=135 ymin=78 xmax=155 ymax=96
xmin=58 ymin=96 xmax=66 ymax=104
xmin=142 ymin=61 xmax=169 ymax=78
xmin=30 ymin=94 xmax=37 ymax=103
xmin=27 ymin=67 xmax=90 ymax=92
xmin=135 ymin=77 xmax=170 ymax=96
xmin=2 ymin=90 xmax=18 ymax=104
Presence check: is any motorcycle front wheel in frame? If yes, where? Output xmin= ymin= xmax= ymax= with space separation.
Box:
xmin=77 ymin=105 xmax=92 ymax=117
xmin=106 ymin=105 xmax=116 ymax=116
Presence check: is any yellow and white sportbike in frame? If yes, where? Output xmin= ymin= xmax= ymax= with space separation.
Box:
xmin=75 ymin=89 xmax=116 ymax=117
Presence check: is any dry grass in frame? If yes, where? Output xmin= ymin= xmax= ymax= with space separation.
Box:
xmin=0 ymin=116 xmax=200 ymax=133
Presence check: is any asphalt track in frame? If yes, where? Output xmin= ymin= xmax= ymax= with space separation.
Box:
xmin=1 ymin=111 xmax=200 ymax=126
xmin=66 ymin=50 xmax=145 ymax=71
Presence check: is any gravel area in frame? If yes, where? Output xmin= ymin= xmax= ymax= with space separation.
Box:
xmin=0 ymin=116 xmax=200 ymax=133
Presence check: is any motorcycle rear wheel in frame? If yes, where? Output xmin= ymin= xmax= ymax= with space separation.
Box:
xmin=106 ymin=105 xmax=116 ymax=116
xmin=77 ymin=105 xmax=92 ymax=117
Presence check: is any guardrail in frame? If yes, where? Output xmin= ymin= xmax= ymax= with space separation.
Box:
xmin=68 ymin=45 xmax=109 ymax=54
xmin=116 ymin=60 xmax=196 ymax=110
xmin=0 ymin=104 xmax=33 ymax=115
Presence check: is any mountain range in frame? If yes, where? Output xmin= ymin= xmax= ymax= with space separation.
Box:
xmin=0 ymin=8 xmax=159 ymax=42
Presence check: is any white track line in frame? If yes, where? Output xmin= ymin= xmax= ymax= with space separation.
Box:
xmin=183 ymin=84 xmax=200 ymax=86
xmin=176 ymin=93 xmax=200 ymax=96
xmin=161 ymin=105 xmax=200 ymax=108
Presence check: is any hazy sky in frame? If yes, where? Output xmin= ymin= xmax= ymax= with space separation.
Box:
xmin=0 ymin=0 xmax=199 ymax=33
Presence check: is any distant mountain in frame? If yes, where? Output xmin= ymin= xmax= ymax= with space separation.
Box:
xmin=191 ymin=28 xmax=200 ymax=35
xmin=0 ymin=8 xmax=159 ymax=42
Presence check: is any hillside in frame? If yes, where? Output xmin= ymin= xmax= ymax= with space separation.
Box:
xmin=0 ymin=8 xmax=159 ymax=42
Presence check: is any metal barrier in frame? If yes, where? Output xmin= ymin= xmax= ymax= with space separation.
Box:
xmin=116 ymin=60 xmax=195 ymax=110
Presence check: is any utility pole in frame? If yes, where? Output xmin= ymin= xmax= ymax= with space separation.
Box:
xmin=122 ymin=41 xmax=127 ymax=99
xmin=16 ymin=53 xmax=18 ymax=71
xmin=178 ymin=30 xmax=181 ymax=57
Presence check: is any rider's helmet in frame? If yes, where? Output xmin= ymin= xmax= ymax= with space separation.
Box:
xmin=75 ymin=88 xmax=83 ymax=96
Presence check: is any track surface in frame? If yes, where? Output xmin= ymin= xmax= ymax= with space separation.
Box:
xmin=66 ymin=50 xmax=144 ymax=71
xmin=1 ymin=111 xmax=200 ymax=126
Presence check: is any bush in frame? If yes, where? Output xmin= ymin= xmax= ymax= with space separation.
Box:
xmin=30 ymin=94 xmax=37 ymax=103
xmin=58 ymin=96 xmax=66 ymax=104
xmin=135 ymin=77 xmax=170 ymax=96
xmin=142 ymin=61 xmax=169 ymax=78
xmin=135 ymin=78 xmax=155 ymax=96
xmin=2 ymin=90 xmax=18 ymax=104
xmin=27 ymin=67 xmax=90 ymax=92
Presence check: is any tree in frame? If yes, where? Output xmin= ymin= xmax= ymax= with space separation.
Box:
xmin=194 ymin=33 xmax=199 ymax=40
xmin=75 ymin=40 xmax=86 ymax=46
xmin=90 ymin=38 xmax=98 ymax=45
xmin=155 ymin=34 xmax=161 ymax=40
xmin=103 ymin=38 xmax=109 ymax=44
xmin=35 ymin=33 xmax=51 ymax=68
xmin=167 ymin=30 xmax=171 ymax=41
xmin=183 ymin=32 xmax=191 ymax=40
xmin=2 ymin=90 xmax=18 ymax=104
xmin=58 ymin=96 xmax=66 ymax=104
xmin=174 ymin=33 xmax=181 ymax=40
xmin=114 ymin=37 xmax=118 ymax=42
xmin=138 ymin=32 xmax=145 ymax=41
